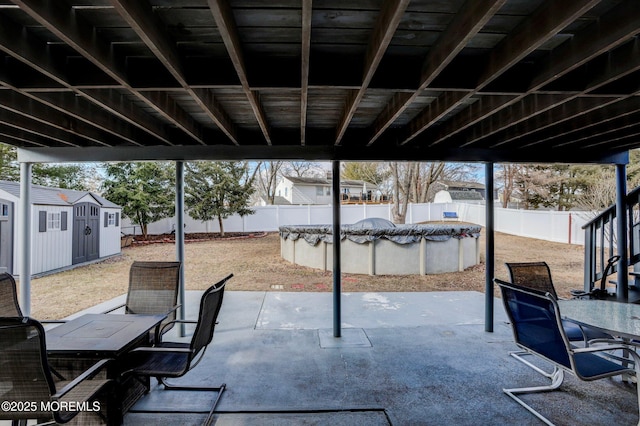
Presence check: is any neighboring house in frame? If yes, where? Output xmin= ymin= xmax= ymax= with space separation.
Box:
xmin=433 ymin=189 xmax=484 ymax=204
xmin=432 ymin=180 xmax=498 ymax=201
xmin=0 ymin=181 xmax=121 ymax=275
xmin=275 ymin=175 xmax=380 ymax=205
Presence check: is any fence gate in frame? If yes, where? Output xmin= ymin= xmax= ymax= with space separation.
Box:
xmin=72 ymin=202 xmax=100 ymax=264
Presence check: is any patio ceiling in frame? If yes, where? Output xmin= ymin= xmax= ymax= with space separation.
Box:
xmin=0 ymin=0 xmax=639 ymax=164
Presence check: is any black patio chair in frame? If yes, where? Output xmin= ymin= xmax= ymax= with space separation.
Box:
xmin=105 ymin=261 xmax=181 ymax=339
xmin=506 ymin=262 xmax=610 ymax=338
xmin=0 ymin=272 xmax=22 ymax=317
xmin=0 ymin=317 xmax=114 ymax=425
xmin=121 ymin=273 xmax=232 ymax=424
xmin=0 ymin=272 xmax=66 ymax=326
xmin=495 ymin=279 xmax=640 ymax=425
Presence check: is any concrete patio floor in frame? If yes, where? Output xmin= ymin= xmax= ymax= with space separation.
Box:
xmin=88 ymin=290 xmax=639 ymax=425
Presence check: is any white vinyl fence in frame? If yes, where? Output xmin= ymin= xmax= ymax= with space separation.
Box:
xmin=122 ymin=202 xmax=593 ymax=246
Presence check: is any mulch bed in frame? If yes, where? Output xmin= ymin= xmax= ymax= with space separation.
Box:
xmin=129 ymin=232 xmax=268 ymax=245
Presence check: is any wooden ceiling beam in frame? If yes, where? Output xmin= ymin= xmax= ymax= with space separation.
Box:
xmin=430 ymin=41 xmax=640 ymax=148
xmin=300 ymin=0 xmax=312 ymax=146
xmin=17 ymin=143 xmax=628 ymax=165
xmin=110 ymin=0 xmax=238 ymax=146
xmin=0 ymin=108 xmax=87 ymax=147
xmin=13 ymin=0 xmax=205 ymax=145
xmin=0 ymin=4 xmax=174 ymax=145
xmin=334 ymin=0 xmax=410 ymax=146
xmin=533 ymin=99 xmax=640 ymax=149
xmin=530 ymin=0 xmax=640 ymax=91
xmin=368 ymin=0 xmax=505 ymax=146
xmin=0 ymin=127 xmax=49 ymax=148
xmin=490 ymin=96 xmax=621 ymax=148
xmin=208 ymin=0 xmax=271 ymax=145
xmin=0 ymin=90 xmax=120 ymax=147
xmin=482 ymin=45 xmax=640 ymax=149
xmin=400 ymin=0 xmax=600 ymax=146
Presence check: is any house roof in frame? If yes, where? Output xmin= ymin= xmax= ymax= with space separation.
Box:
xmin=284 ymin=176 xmax=378 ymax=189
xmin=438 ymin=181 xmax=485 ymax=190
xmin=1 ymin=1 xmax=638 ymax=166
xmin=0 ymin=181 xmax=120 ymax=208
xmin=448 ymin=190 xmax=485 ymax=201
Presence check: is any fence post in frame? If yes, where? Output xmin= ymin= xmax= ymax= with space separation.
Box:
xmin=408 ymin=203 xmax=413 ymax=224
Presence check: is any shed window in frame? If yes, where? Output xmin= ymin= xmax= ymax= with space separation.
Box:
xmin=47 ymin=212 xmax=61 ymax=231
xmin=108 ymin=213 xmax=116 ymax=226
xmin=316 ymin=186 xmax=323 ymax=196
xmin=0 ymin=204 xmax=8 ymax=216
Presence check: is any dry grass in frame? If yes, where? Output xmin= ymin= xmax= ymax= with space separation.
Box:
xmin=28 ymin=231 xmax=584 ymax=320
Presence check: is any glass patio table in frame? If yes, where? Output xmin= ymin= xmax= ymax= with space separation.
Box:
xmin=557 ymin=299 xmax=640 ymax=340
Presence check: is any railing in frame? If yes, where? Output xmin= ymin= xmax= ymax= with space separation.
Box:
xmin=582 ymin=185 xmax=640 ymax=292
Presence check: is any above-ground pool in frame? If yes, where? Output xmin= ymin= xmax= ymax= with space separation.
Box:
xmin=279 ymin=219 xmax=482 ymax=275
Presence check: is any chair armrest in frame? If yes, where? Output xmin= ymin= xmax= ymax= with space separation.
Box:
xmin=129 ymin=346 xmax=193 ymax=354
xmin=159 ymin=319 xmax=197 ymax=335
xmin=573 ymin=344 xmax=638 ymax=355
xmin=165 ymin=304 xmax=182 ymax=315
xmin=53 ymin=358 xmax=112 ymax=400
xmin=102 ymin=303 xmax=126 ymax=314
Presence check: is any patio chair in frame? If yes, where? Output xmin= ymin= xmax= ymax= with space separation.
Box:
xmin=495 ymin=279 xmax=640 ymax=425
xmin=0 ymin=272 xmax=22 ymax=316
xmin=0 ymin=273 xmax=66 ymax=326
xmin=121 ymin=273 xmax=233 ymax=424
xmin=105 ymin=261 xmax=181 ymax=339
xmin=505 ymin=262 xmax=610 ymax=341
xmin=0 ymin=317 xmax=114 ymax=425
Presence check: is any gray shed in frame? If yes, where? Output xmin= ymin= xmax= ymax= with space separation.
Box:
xmin=0 ymin=181 xmax=122 ymax=275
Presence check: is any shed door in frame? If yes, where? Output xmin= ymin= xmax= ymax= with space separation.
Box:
xmin=72 ymin=202 xmax=100 ymax=264
xmin=0 ymin=199 xmax=13 ymax=273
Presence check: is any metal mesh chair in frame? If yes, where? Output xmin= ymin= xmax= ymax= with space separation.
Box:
xmin=0 ymin=272 xmax=22 ymax=317
xmin=496 ymin=279 xmax=640 ymax=425
xmin=106 ymin=261 xmax=181 ymax=339
xmin=121 ymin=273 xmax=232 ymax=425
xmin=505 ymin=262 xmax=609 ymax=343
xmin=0 ymin=317 xmax=113 ymax=425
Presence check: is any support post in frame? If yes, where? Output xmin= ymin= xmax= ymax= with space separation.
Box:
xmin=616 ymin=163 xmax=629 ymax=301
xmin=485 ymin=163 xmax=495 ymax=332
xmin=176 ymin=161 xmax=186 ymax=336
xmin=19 ymin=163 xmax=32 ymax=316
xmin=332 ymin=160 xmax=341 ymax=337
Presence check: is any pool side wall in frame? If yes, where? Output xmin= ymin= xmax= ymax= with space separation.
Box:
xmin=280 ymin=236 xmax=480 ymax=275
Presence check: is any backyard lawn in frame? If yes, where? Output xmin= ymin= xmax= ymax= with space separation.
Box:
xmin=29 ymin=230 xmax=584 ymax=319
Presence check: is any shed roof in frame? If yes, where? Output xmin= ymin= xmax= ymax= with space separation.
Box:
xmin=0 ymin=181 xmax=120 ymax=208
xmin=0 ymin=1 xmax=638 ymax=165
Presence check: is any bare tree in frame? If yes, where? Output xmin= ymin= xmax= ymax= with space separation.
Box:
xmin=283 ymin=161 xmax=324 ymax=177
xmin=498 ymin=164 xmax=520 ymax=208
xmin=254 ymin=161 xmax=284 ymax=204
xmin=390 ymin=162 xmax=414 ymax=223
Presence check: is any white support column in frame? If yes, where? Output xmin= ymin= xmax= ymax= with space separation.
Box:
xmin=175 ymin=161 xmax=186 ymax=336
xmin=19 ymin=162 xmax=32 ymax=316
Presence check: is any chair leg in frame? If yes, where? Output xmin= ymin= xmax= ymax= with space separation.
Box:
xmin=509 ymin=350 xmax=556 ymax=379
xmin=503 ymin=367 xmax=564 ymax=426
xmin=130 ymin=378 xmax=225 ymax=423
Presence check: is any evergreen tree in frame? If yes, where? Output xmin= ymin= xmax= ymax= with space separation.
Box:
xmin=101 ymin=162 xmax=175 ymax=237
xmin=0 ymin=143 xmax=18 ymax=181
xmin=184 ymin=161 xmax=256 ymax=237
